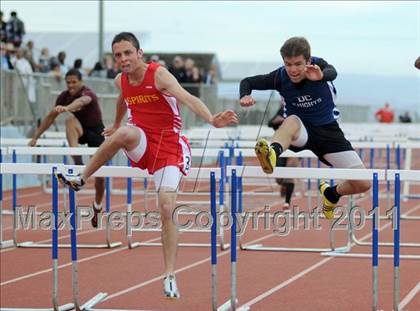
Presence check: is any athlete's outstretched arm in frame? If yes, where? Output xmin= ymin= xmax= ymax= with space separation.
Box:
xmin=155 ymin=67 xmax=238 ymax=128
xmin=103 ymin=74 xmax=127 ymax=136
xmin=28 ymin=109 xmax=60 ymax=146
xmin=239 ymin=69 xmax=279 ymax=107
xmin=56 ymin=96 xmax=92 ymax=113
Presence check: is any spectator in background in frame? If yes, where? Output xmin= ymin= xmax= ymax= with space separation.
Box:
xmin=204 ymin=63 xmax=218 ymax=85
xmin=415 ymin=56 xmax=420 ymax=70
xmin=184 ymin=58 xmax=195 ymax=80
xmin=7 ymin=11 xmax=25 ymax=48
xmin=0 ymin=11 xmax=7 ymax=43
xmin=24 ymin=40 xmax=38 ymax=72
xmin=103 ymin=53 xmax=119 ymax=79
xmin=57 ymin=51 xmax=69 ymax=74
xmin=150 ymin=54 xmax=159 ymax=63
xmin=184 ymin=58 xmax=201 ymax=97
xmin=73 ymin=58 xmax=85 ymax=76
xmin=375 ymin=102 xmax=394 ymax=123
xmin=1 ymin=42 xmax=14 ymax=69
xmin=191 ymin=66 xmax=202 ymax=83
xmin=158 ymin=59 xmax=167 ymax=68
xmin=89 ymin=61 xmax=106 ymax=78
xmin=49 ymin=59 xmax=62 ymax=82
xmin=106 ymin=61 xmax=120 ymax=79
xmin=0 ymin=43 xmax=7 ymax=68
xmin=5 ymin=42 xmax=16 ymax=68
xmin=38 ymin=47 xmax=50 ymax=73
xmin=13 ymin=48 xmax=37 ymax=113
xmin=169 ymin=55 xmax=186 ymax=83
xmin=399 ymin=112 xmax=412 ymax=123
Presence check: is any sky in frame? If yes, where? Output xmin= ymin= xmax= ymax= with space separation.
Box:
xmin=1 ymin=0 xmax=420 ymax=77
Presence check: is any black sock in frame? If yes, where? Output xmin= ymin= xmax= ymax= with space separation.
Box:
xmin=73 ymin=156 xmax=83 ymax=166
xmin=323 ymin=185 xmax=341 ymax=203
xmin=284 ymin=182 xmax=295 ymax=204
xmin=270 ymin=142 xmax=283 ymax=158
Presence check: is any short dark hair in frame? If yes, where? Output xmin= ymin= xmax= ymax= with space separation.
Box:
xmin=112 ymin=32 xmax=140 ymax=50
xmin=65 ymin=68 xmax=82 ymax=80
xmin=11 ymin=11 xmax=17 ymax=17
xmin=74 ymin=58 xmax=82 ymax=69
xmin=280 ymin=37 xmax=311 ymax=61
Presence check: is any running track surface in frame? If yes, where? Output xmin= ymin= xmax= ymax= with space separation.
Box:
xmin=1 ymin=152 xmax=420 ymax=310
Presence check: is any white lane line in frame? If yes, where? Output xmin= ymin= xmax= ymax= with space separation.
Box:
xmin=399 ymin=282 xmax=420 ymax=310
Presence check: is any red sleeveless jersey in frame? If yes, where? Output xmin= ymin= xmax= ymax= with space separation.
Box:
xmin=120 ymin=62 xmax=191 ymax=175
xmin=121 ymin=62 xmax=182 ymax=135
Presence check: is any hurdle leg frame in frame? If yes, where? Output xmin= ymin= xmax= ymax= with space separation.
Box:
xmin=68 ymin=187 xmax=108 ymax=311
xmin=14 ymin=172 xmax=122 ymax=249
xmin=237 ymin=177 xmax=350 ymax=254
xmin=0 ymin=149 xmax=14 ymax=248
xmin=1 ymin=168 xmax=75 ymax=311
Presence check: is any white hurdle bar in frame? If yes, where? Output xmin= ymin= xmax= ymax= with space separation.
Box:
xmin=0 ymin=138 xmax=68 ymax=146
xmin=41 ymin=131 xmax=67 ymax=139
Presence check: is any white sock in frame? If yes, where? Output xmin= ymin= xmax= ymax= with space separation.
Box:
xmin=93 ymin=201 xmax=102 ymax=211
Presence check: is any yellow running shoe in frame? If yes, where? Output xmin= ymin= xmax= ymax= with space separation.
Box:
xmin=254 ymin=138 xmax=277 ymax=174
xmin=319 ymin=181 xmax=337 ymax=220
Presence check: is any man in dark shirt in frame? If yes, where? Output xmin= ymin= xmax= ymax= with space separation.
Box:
xmin=239 ymin=37 xmax=370 ymax=219
xmin=29 ymin=69 xmax=105 ymax=227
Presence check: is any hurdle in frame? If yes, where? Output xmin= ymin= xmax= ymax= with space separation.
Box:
xmin=226 ymin=166 xmax=386 ymax=253
xmin=210 ymin=169 xmax=249 ymax=311
xmin=323 ymin=168 xmax=420 ymax=260
xmin=387 ymin=170 xmax=420 ymax=311
xmin=0 ymin=147 xmax=14 ymax=248
xmin=0 ymin=138 xmax=68 ymax=147
xmin=41 ymin=131 xmax=67 ymax=139
xmin=321 ymin=169 xmax=420 ymax=311
xmin=224 ymin=165 xmax=385 ymax=311
xmin=1 ymin=167 xmax=76 ymax=310
xmin=1 ymin=157 xmax=122 ymax=249
xmin=343 ymin=192 xmax=420 ymax=250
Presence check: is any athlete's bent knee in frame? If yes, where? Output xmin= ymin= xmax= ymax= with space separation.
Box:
xmin=113 ymin=127 xmax=140 ymax=147
xmin=65 ymin=116 xmax=77 ymax=127
xmin=280 ymin=115 xmax=301 ymax=133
